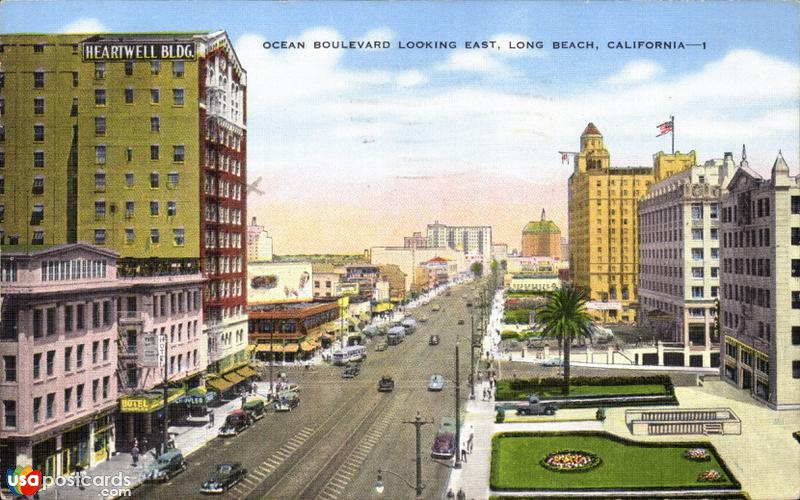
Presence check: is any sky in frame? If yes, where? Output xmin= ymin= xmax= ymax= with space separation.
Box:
xmin=2 ymin=1 xmax=799 ymax=253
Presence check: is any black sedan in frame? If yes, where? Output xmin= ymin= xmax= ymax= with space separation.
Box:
xmin=200 ymin=462 xmax=247 ymax=494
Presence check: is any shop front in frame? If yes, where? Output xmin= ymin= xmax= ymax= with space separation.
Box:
xmin=115 ymin=388 xmax=185 ymax=452
xmin=91 ymin=411 xmax=114 ymax=465
xmin=61 ymin=423 xmax=90 ymax=474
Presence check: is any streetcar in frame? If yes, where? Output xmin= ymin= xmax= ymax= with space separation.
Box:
xmin=331 ymin=345 xmax=367 ymax=365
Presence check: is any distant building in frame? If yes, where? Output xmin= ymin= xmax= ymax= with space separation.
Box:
xmin=403 ymin=232 xmax=428 ymax=248
xmin=560 ymin=238 xmax=570 ymax=262
xmin=247 ymin=217 xmax=273 ymax=262
xmin=522 ymin=209 xmax=561 ymax=259
xmin=377 ymin=264 xmax=407 ymax=302
xmin=311 ymin=263 xmax=344 ymax=299
xmin=426 ymin=221 xmax=492 ymax=261
xmin=720 ymin=151 xmax=800 ymax=410
xmin=248 ymin=302 xmax=339 ymax=361
xmin=491 ymin=243 xmax=509 ymax=263
xmin=344 ymin=265 xmax=381 ymax=301
xmin=370 ymin=246 xmax=467 ymax=291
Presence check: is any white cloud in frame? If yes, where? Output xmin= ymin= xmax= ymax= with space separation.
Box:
xmin=396 ymin=70 xmax=427 ymax=87
xmin=435 ymin=50 xmax=510 ymax=75
xmin=604 ymin=59 xmax=663 ymax=84
xmin=361 ymin=27 xmax=394 ymax=43
xmin=491 ymin=32 xmax=547 ymax=59
xmin=60 ymin=17 xmax=109 ymax=33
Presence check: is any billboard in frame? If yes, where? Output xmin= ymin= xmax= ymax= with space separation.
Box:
xmin=333 ymin=282 xmax=359 ymax=296
xmin=138 ymin=332 xmax=160 ymax=368
xmin=248 ymin=262 xmax=313 ymax=304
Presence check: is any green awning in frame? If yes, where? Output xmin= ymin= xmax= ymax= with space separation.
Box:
xmin=206 ymin=378 xmax=234 ymax=393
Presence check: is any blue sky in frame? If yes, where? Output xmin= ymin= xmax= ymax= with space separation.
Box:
xmin=2 ymin=1 xmax=799 ymax=252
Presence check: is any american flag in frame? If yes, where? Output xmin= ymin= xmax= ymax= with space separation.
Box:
xmin=656 ymin=120 xmax=673 ymax=137
xmin=561 ymin=152 xmax=569 ymax=164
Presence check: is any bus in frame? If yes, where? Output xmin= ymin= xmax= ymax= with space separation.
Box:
xmin=331 ymin=345 xmax=367 ymax=365
xmin=431 ymin=417 xmax=456 ymax=459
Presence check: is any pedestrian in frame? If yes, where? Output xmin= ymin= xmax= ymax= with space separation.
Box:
xmin=208 ymin=409 xmax=215 ymax=428
xmin=241 ymin=395 xmax=247 ymax=408
xmin=457 ymin=488 xmax=466 ymax=500
xmin=460 ymin=448 xmax=468 ymax=463
xmin=131 ymin=444 xmax=140 ymax=467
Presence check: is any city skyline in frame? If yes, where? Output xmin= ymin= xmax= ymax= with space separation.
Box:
xmin=2 ymin=1 xmax=798 ymax=253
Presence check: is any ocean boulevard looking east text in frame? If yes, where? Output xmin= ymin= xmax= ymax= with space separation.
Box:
xmin=262 ymin=39 xmax=705 ymax=51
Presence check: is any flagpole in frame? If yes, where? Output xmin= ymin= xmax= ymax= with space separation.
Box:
xmin=671 ymin=115 xmax=675 ymax=154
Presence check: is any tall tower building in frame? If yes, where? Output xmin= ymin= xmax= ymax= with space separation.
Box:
xmin=521 ymin=208 xmax=561 ymax=258
xmin=568 ymin=123 xmax=695 ymax=323
xmin=0 ymin=32 xmax=249 ymax=375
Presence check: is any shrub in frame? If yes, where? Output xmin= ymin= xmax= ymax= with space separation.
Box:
xmin=496 ymin=408 xmax=506 ymax=423
xmin=595 ymin=408 xmax=606 ymax=421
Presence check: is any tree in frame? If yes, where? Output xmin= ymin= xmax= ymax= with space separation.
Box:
xmin=536 ymin=286 xmax=594 ymax=395
xmin=470 ymin=261 xmax=483 ymax=277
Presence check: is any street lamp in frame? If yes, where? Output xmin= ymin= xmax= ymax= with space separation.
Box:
xmin=469 ymin=314 xmax=475 ymax=399
xmin=454 ymin=338 xmax=462 ymax=469
xmin=374 ymin=411 xmax=432 ymax=500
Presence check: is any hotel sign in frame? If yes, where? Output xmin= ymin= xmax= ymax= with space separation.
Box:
xmin=82 ymin=41 xmax=196 ymax=61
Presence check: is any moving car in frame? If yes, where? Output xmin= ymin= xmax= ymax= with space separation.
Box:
xmin=378 ymin=376 xmax=395 ymax=392
xmin=200 ymin=462 xmax=247 ymax=494
xmin=419 ymin=316 xmax=428 ymax=323
xmin=466 ymin=301 xmax=473 ymax=308
xmin=242 ymin=399 xmax=267 ymax=421
xmin=401 ymin=318 xmax=418 ymax=334
xmin=375 ymin=339 xmax=388 ymax=351
xmin=541 ymin=357 xmax=563 ymax=367
xmin=431 ymin=417 xmax=456 ymax=458
xmin=429 ymin=335 xmax=440 ymax=346
xmin=457 ymin=319 xmax=465 ymax=325
xmin=218 ymin=409 xmax=251 ymax=437
xmin=342 ymin=364 xmax=361 ymax=378
xmin=516 ymin=394 xmax=558 ymax=416
xmin=274 ymin=391 xmax=300 ymax=412
xmin=427 ymin=374 xmax=444 ymax=391
xmin=432 ymin=304 xmax=441 ymax=312
xmin=146 ymin=449 xmax=187 ymax=482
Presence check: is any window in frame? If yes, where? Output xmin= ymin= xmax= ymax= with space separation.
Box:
xmin=64 ymin=387 xmax=71 ymax=413
xmin=127 ymin=148 xmax=133 ymax=162
xmin=167 ymin=201 xmax=177 ymax=216
xmin=711 ymin=286 xmax=719 ymax=298
xmin=792 ymin=196 xmax=800 ymax=215
xmin=31 ymin=150 xmax=43 ymax=168
xmin=95 ymin=145 xmax=106 ymax=164
xmin=0 ymin=97 xmax=3 ymax=116
xmin=0 ymin=126 xmax=3 ymax=142
xmin=692 ymin=267 xmax=704 ymax=278
xmin=102 ymin=339 xmax=109 ymax=361
xmin=33 ymin=353 xmax=41 ymax=379
xmin=32 ymin=177 xmax=44 ymax=195
xmin=692 ymin=228 xmax=703 ymax=240
xmin=793 ymin=291 xmax=800 ymax=310
xmin=102 ymin=376 xmax=109 ymax=399
xmin=92 ymin=380 xmax=98 ymax=402
xmin=173 ymin=145 xmax=185 ymax=162
xmin=150 ymin=201 xmax=159 ymax=216
xmin=76 ymin=345 xmax=83 ymax=369
xmin=64 ymin=347 xmax=72 ymax=372
xmin=77 ymin=305 xmax=85 ymax=330
xmin=167 ymin=172 xmax=179 ymax=188
xmin=151 ymin=145 xmax=160 ymax=160
xmin=793 ymin=228 xmax=800 ymax=246
xmin=94 ymin=229 xmax=106 ymax=245
xmin=711 ymin=267 xmax=719 ymax=278
xmin=34 ymin=124 xmax=44 ymax=141
xmin=32 ymin=230 xmax=44 ymax=245
xmin=76 ymin=384 xmax=84 ymax=409
xmin=34 ymin=97 xmax=45 ymax=114
xmin=33 ymin=397 xmax=41 ymax=424
xmin=711 ymin=248 xmax=719 ymax=260
xmin=73 ymin=72 xmax=79 ymax=87
xmin=125 ymin=88 xmax=134 ymax=103
xmin=34 ymin=71 xmax=45 ymax=88
xmin=173 ymin=228 xmax=185 ymax=246
xmin=95 ymin=171 xmax=106 ymax=191
xmin=150 ymin=172 xmax=159 ymax=188
xmin=123 ymin=201 xmax=134 ymax=219
xmin=125 ymin=228 xmax=134 ymax=243
xmin=95 ymin=116 xmax=106 ymax=136
xmin=94 ymin=62 xmax=106 ymax=79
xmin=173 ymin=88 xmax=185 ymax=106
xmin=125 ymin=172 xmax=134 ymax=187
xmin=151 ymin=116 xmax=160 ymax=132
xmin=692 ymin=286 xmax=704 ymax=298
xmin=172 ymin=61 xmax=184 ymax=78
xmin=94 ymin=201 xmax=106 ymax=219
xmin=125 ymin=61 xmax=134 ymax=76
xmin=46 ymin=350 xmax=55 ymax=376
xmin=794 ymin=360 xmax=800 ymax=379
xmin=151 ymin=60 xmax=160 ymax=75
xmin=92 ymin=341 xmax=98 ymax=364
xmin=150 ymin=229 xmax=160 ymax=244
xmin=793 ymin=260 xmax=800 ymax=278
xmin=3 ymin=356 xmax=16 ymax=382
xmin=691 ymin=204 xmax=703 ymax=220
xmin=31 ymin=204 xmax=44 ymax=225
xmin=710 ymin=203 xmax=719 ymax=219
xmin=4 ymin=401 xmax=16 ymax=427
xmin=150 ymin=88 xmax=160 ymax=103
xmin=46 ymin=393 xmax=54 ymax=419
xmin=0 ymin=151 xmax=4 ymax=168
xmin=692 ymin=248 xmax=703 ymax=260
xmin=710 ymin=228 xmax=719 ymax=240
xmin=95 ymin=89 xmax=106 ymax=105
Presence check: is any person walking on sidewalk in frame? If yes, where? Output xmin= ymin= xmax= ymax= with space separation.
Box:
xmin=460 ymin=448 xmax=468 ymax=463
xmin=208 ymin=409 xmax=215 ymax=428
xmin=131 ymin=444 xmax=140 ymax=467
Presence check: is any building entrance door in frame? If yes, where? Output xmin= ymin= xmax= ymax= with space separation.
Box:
xmin=742 ymin=368 xmax=753 ymax=390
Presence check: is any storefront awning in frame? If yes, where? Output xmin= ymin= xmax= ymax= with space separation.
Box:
xmin=283 ymin=343 xmax=300 ymax=353
xmin=299 ymin=341 xmax=317 ymax=351
xmin=236 ymin=366 xmax=259 ymax=379
xmin=119 ymin=388 xmax=185 ymax=413
xmin=373 ymin=302 xmax=394 ymax=313
xmin=224 ymin=372 xmax=245 ymax=385
xmin=206 ymin=377 xmax=234 ymax=393
xmin=256 ymin=343 xmax=284 ymax=353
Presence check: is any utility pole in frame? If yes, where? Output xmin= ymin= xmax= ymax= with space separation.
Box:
xmin=469 ymin=314 xmax=475 ymax=399
xmin=454 ymin=339 xmax=462 ymax=469
xmin=162 ymin=330 xmax=169 ymax=454
xmin=269 ymin=328 xmax=274 ymax=398
xmin=402 ymin=411 xmax=433 ymax=499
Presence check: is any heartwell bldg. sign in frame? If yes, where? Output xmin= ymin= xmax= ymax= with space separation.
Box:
xmin=82 ymin=41 xmax=196 ymax=60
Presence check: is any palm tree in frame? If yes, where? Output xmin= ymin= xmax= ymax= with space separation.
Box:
xmin=537 ymin=286 xmax=594 ymax=395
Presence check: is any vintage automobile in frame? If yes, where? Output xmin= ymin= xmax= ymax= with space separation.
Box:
xmin=200 ymin=462 xmax=248 ymax=494
xmin=274 ymin=391 xmax=300 ymax=412
xmin=242 ymin=399 xmax=267 ymax=421
xmin=457 ymin=319 xmax=465 ymax=325
xmin=375 ymin=339 xmax=388 ymax=351
xmin=541 ymin=357 xmax=563 ymax=367
xmin=341 ymin=364 xmax=361 ymax=378
xmin=429 ymin=335 xmax=440 ymax=346
xmin=431 ymin=304 xmax=441 ymax=312
xmin=516 ymin=393 xmax=558 ymax=416
xmin=427 ymin=374 xmax=445 ymax=391
xmin=419 ymin=316 xmax=429 ymax=323
xmin=218 ymin=409 xmax=251 ymax=437
xmin=146 ymin=449 xmax=187 ymax=482
xmin=378 ymin=376 xmax=395 ymax=392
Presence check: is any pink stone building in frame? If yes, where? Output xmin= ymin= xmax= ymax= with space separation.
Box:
xmin=0 ymin=243 xmax=204 ymax=479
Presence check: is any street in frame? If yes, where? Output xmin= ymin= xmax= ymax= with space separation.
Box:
xmin=133 ymin=281 xmax=482 ymax=500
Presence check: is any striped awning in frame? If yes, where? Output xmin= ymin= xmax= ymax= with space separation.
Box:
xmin=206 ymin=377 xmax=234 ymax=393
xmin=224 ymin=372 xmax=245 ymax=385
xmin=256 ymin=343 xmax=284 ymax=353
xmin=299 ymin=341 xmax=317 ymax=351
xmin=373 ymin=302 xmax=394 ymax=313
xmin=283 ymin=343 xmax=300 ymax=353
xmin=236 ymin=366 xmax=259 ymax=379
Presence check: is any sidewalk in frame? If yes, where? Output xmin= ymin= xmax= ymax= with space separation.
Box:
xmin=38 ymin=388 xmax=272 ymax=500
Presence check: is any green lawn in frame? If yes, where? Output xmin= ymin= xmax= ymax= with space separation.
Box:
xmin=496 ymin=380 xmax=669 ymax=401
xmin=491 ymin=433 xmax=738 ymax=491
xmin=504 ymin=309 xmax=533 ymax=324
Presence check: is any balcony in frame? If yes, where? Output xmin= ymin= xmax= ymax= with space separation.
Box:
xmin=118 ymin=310 xmax=146 ymax=325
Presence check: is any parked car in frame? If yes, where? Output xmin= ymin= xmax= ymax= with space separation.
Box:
xmin=541 ymin=357 xmax=563 ymax=367
xmin=429 ymin=335 xmax=440 ymax=346
xmin=432 ymin=304 xmax=441 ymax=312
xmin=375 ymin=339 xmax=388 ymax=351
xmin=457 ymin=319 xmax=465 ymax=325
xmin=242 ymin=399 xmax=267 ymax=421
xmin=146 ymin=449 xmax=187 ymax=482
xmin=516 ymin=393 xmax=558 ymax=416
xmin=342 ymin=364 xmax=360 ymax=378
xmin=274 ymin=391 xmax=300 ymax=412
xmin=466 ymin=301 xmax=473 ymax=308
xmin=200 ymin=462 xmax=247 ymax=494
xmin=428 ymin=374 xmax=445 ymax=391
xmin=218 ymin=409 xmax=251 ymax=437
xmin=378 ymin=376 xmax=395 ymax=392
xmin=419 ymin=316 xmax=429 ymax=323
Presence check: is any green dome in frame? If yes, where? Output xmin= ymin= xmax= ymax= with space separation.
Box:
xmin=523 ymin=220 xmax=560 ymax=234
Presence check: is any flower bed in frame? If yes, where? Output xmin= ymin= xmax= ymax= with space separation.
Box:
xmin=684 ymin=448 xmax=712 ymax=462
xmin=540 ymin=450 xmax=601 ymax=472
xmin=698 ymin=470 xmax=725 ymax=482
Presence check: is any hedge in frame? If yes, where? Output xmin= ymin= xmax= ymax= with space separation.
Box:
xmin=495 ymin=375 xmax=677 ymax=407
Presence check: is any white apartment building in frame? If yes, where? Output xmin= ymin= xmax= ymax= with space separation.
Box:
xmin=720 ymin=151 xmax=800 ymax=410
xmin=426 ymin=221 xmax=492 ymax=260
xmin=639 ymin=154 xmax=737 ymax=368
xmin=246 ymin=217 xmax=273 ymax=262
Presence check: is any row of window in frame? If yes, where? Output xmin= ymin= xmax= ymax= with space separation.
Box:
xmin=94 ymin=87 xmax=185 ymax=106
xmin=41 ymin=258 xmax=107 ymax=282
xmin=204 ymin=229 xmax=243 ymax=249
xmin=203 ymin=176 xmax=244 ymax=200
xmin=1 ymin=377 xmax=111 ymax=429
xmin=95 ymin=60 xmax=185 ymax=79
xmin=0 ymin=341 xmax=111 ymax=385
xmin=202 ymin=255 xmax=244 ymax=275
xmin=723 ymin=228 xmax=771 ymax=249
xmin=722 ymin=284 xmax=772 ymax=308
xmin=205 ymin=279 xmax=244 ymax=300
xmin=204 ymin=204 xmax=244 ymax=225
xmin=150 ymin=291 xmax=201 ymax=318
xmin=95 ymin=227 xmax=185 ymax=246
xmin=96 ymin=144 xmax=184 ymax=163
xmin=722 ymin=258 xmax=772 ymax=277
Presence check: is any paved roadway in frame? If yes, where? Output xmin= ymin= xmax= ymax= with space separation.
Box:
xmin=133 ymin=280 xmax=485 ymax=500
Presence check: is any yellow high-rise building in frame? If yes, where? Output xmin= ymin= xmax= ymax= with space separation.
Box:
xmin=568 ymin=123 xmax=694 ymax=322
